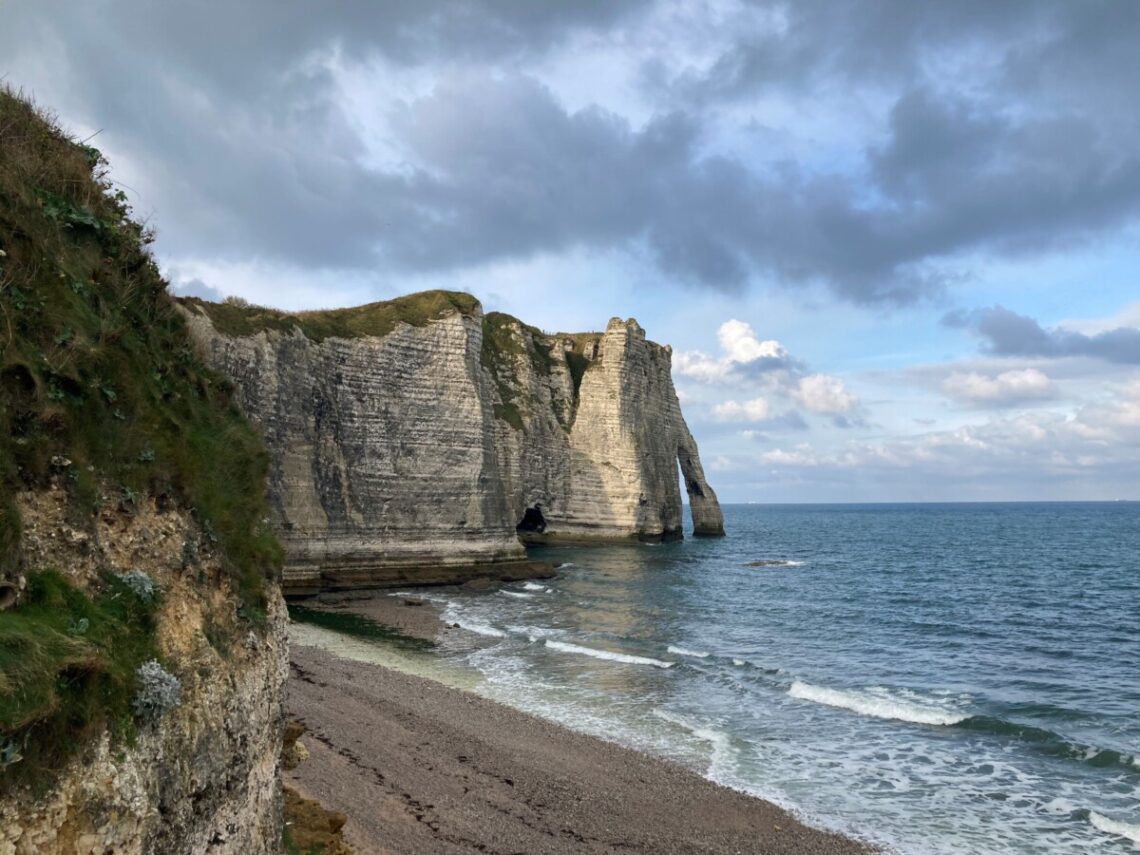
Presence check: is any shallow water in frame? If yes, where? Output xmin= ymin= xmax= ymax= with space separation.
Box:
xmin=307 ymin=503 xmax=1140 ymax=854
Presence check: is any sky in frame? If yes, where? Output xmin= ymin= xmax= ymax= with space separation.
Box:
xmin=3 ymin=0 xmax=1140 ymax=503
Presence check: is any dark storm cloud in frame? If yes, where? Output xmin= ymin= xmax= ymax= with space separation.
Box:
xmin=3 ymin=1 xmax=1140 ymax=306
xmin=0 ymin=1 xmax=654 ymax=269
xmin=945 ymin=306 xmax=1140 ymax=365
xmin=658 ymin=1 xmax=1140 ymax=113
xmin=646 ymin=1 xmax=1140 ymax=302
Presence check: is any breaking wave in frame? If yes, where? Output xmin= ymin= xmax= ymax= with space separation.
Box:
xmin=788 ymin=681 xmax=970 ymax=726
xmin=667 ymin=644 xmax=710 ymax=658
xmin=545 ymin=639 xmax=674 ymax=669
xmin=1089 ymin=811 xmax=1140 ymax=846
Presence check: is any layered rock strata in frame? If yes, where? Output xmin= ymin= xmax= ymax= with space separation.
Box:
xmin=182 ymin=293 xmax=724 ymax=594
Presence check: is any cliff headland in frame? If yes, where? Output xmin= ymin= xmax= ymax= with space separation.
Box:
xmin=180 ymin=293 xmax=724 ymax=596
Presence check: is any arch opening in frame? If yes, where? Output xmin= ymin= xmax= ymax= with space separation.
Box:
xmin=516 ymin=505 xmax=546 ymax=534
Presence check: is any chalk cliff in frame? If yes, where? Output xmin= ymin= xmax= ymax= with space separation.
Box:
xmin=182 ymin=292 xmax=724 ymax=594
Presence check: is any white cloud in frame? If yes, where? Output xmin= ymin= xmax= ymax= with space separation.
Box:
xmin=712 ymin=396 xmax=771 ymax=422
xmin=708 ymin=454 xmax=733 ymax=472
xmin=1063 ymin=299 xmax=1140 ymax=335
xmin=744 ymin=378 xmax=1140 ymax=498
xmin=673 ymin=319 xmax=790 ymax=383
xmin=673 ymin=349 xmax=731 ymax=383
xmin=760 ymin=446 xmax=824 ymax=467
xmin=676 ymin=319 xmax=861 ymax=426
xmin=717 ymin=319 xmax=787 ymax=363
xmin=941 ymin=368 xmax=1055 ymax=405
xmin=792 ymin=374 xmax=857 ymax=414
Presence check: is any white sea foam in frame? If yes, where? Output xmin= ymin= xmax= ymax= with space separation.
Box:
xmin=1089 ymin=811 xmax=1140 ymax=846
xmin=499 ymin=590 xmax=533 ymax=599
xmin=788 ymin=681 xmax=969 ymax=726
xmin=522 ymin=581 xmax=549 ymax=591
xmin=732 ymin=658 xmax=746 ymax=666
xmin=454 ymin=620 xmax=506 ymax=638
xmin=544 ymin=639 xmax=673 ymax=668
xmin=667 ymin=644 xmax=710 ymax=658
xmin=508 ymin=624 xmax=561 ymax=642
xmin=653 ymin=709 xmax=735 ymax=776
xmin=555 ymin=562 xmax=576 ymax=569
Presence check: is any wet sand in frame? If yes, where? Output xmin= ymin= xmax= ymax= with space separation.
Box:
xmin=285 ymin=636 xmax=876 ymax=854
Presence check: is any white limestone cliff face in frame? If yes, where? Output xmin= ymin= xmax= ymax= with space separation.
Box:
xmin=183 ymin=307 xmax=527 ymax=594
xmin=182 ymin=294 xmax=724 ymax=594
xmin=489 ymin=315 xmax=725 ymax=543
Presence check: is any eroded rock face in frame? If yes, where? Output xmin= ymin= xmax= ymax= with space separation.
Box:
xmin=183 ymin=308 xmax=526 ymax=595
xmin=0 ymin=490 xmax=287 ymax=855
xmin=182 ymin=295 xmax=724 ymax=594
xmin=492 ymin=316 xmax=725 ymax=543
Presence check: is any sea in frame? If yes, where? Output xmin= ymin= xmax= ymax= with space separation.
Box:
xmin=292 ymin=503 xmax=1140 ymax=854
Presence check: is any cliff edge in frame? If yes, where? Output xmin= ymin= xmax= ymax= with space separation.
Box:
xmin=0 ymin=89 xmax=286 ymax=853
xmin=182 ymin=294 xmax=724 ymax=595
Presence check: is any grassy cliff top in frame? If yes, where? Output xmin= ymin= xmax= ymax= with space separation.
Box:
xmin=0 ymin=87 xmax=281 ymax=789
xmin=182 ymin=290 xmax=481 ymax=342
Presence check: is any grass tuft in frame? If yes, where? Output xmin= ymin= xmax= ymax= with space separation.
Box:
xmin=0 ymin=85 xmax=281 ymax=608
xmin=0 ymin=571 xmax=161 ymax=792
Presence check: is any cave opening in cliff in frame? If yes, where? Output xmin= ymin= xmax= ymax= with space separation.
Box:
xmin=517 ymin=505 xmax=546 ymax=534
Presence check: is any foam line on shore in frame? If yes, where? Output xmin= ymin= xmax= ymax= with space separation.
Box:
xmin=451 ymin=619 xmax=507 ymax=638
xmin=668 ymin=645 xmax=710 ymax=658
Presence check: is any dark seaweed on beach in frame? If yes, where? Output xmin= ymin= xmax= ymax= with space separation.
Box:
xmin=287 ymin=604 xmax=435 ymax=651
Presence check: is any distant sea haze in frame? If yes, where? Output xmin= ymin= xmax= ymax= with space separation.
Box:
xmin=381 ymin=503 xmax=1140 ymax=854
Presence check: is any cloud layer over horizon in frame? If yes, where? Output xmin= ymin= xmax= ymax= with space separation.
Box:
xmin=3 ymin=0 xmax=1139 ymax=501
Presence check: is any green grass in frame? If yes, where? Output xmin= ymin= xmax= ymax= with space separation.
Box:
xmin=0 ymin=86 xmax=281 ymax=609
xmin=282 ymin=825 xmax=323 ymax=855
xmin=478 ymin=315 xmax=605 ymax=431
xmin=0 ymin=571 xmax=161 ymax=792
xmin=0 ymin=87 xmax=283 ymax=789
xmin=287 ymin=604 xmax=434 ymax=651
xmin=182 ymin=290 xmax=480 ymax=342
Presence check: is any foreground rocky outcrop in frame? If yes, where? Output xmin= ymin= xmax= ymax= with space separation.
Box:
xmin=0 ymin=88 xmax=288 ymax=854
xmin=0 ymin=491 xmax=287 ymax=855
xmin=182 ymin=294 xmax=724 ymax=595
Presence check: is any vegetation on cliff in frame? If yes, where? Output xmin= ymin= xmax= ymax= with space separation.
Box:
xmin=0 ymin=571 xmax=160 ymax=788
xmin=183 ymin=283 xmax=608 ymax=435
xmin=183 ymin=289 xmax=480 ymax=342
xmin=0 ymin=88 xmax=281 ymax=790
xmin=481 ymin=313 xmax=603 ymax=431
